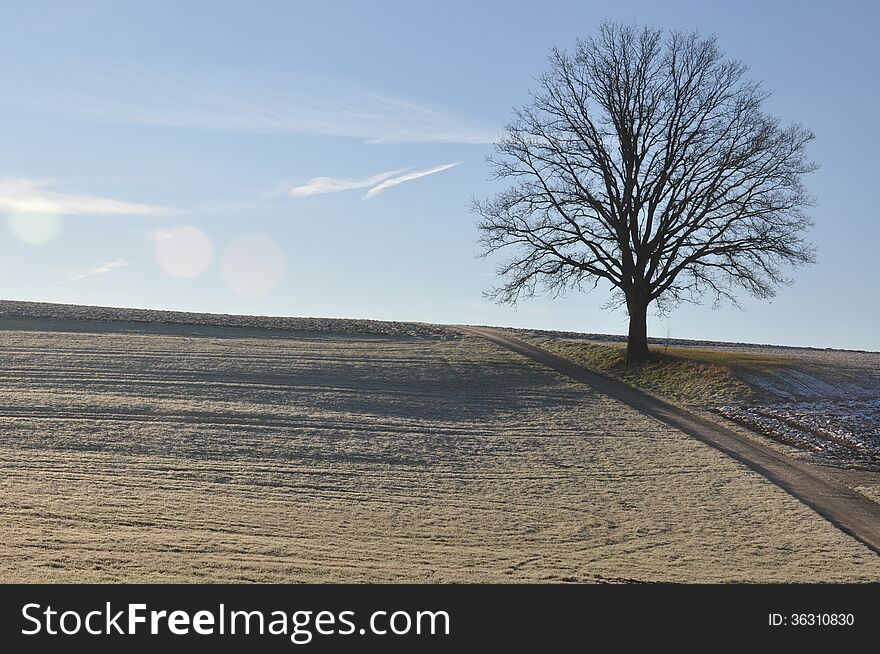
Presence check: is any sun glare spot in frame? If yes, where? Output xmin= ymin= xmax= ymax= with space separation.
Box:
xmin=6 ymin=212 xmax=62 ymax=244
xmin=153 ymin=224 xmax=213 ymax=278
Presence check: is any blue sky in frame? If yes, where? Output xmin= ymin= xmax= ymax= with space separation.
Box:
xmin=1 ymin=0 xmax=877 ymax=349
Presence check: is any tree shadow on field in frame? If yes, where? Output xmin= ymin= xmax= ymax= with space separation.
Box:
xmin=0 ymin=328 xmax=595 ymax=468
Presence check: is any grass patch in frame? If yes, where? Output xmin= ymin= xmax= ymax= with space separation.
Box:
xmin=530 ymin=338 xmax=753 ymax=406
xmin=659 ymin=346 xmax=786 ymax=367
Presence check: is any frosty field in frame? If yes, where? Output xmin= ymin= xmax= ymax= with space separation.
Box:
xmin=1 ymin=312 xmax=878 ymax=583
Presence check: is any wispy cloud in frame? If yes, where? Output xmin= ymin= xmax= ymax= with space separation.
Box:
xmin=60 ymin=259 xmax=130 ymax=284
xmin=363 ymin=162 xmax=461 ymax=198
xmin=289 ymin=162 xmax=461 ymax=200
xmin=0 ymin=178 xmax=175 ymax=216
xmin=288 ymin=169 xmax=405 ymax=198
xmin=5 ymin=66 xmax=496 ymax=145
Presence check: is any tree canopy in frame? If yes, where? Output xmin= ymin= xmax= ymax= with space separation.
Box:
xmin=474 ymin=23 xmax=816 ymax=363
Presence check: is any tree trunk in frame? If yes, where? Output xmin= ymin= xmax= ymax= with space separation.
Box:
xmin=625 ymin=296 xmax=650 ymax=365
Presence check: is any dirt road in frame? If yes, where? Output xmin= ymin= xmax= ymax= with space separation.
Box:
xmin=455 ymin=326 xmax=880 ymax=554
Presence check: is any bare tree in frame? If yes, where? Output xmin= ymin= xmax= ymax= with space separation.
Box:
xmin=474 ymin=23 xmax=816 ymax=364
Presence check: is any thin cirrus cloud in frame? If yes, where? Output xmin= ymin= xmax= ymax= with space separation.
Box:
xmin=290 ymin=162 xmax=461 ymax=200
xmin=60 ymin=259 xmax=130 ymax=284
xmin=288 ymin=169 xmax=407 ymax=198
xmin=362 ymin=162 xmax=460 ymax=199
xmin=0 ymin=178 xmax=175 ymax=216
xmin=5 ymin=66 xmax=496 ymax=145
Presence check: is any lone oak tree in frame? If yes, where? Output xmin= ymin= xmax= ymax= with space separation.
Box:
xmin=474 ymin=23 xmax=816 ymax=364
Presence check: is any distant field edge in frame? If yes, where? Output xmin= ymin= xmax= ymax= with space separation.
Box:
xmin=454 ymin=325 xmax=880 ymax=556
xmin=0 ymin=299 xmax=449 ymax=338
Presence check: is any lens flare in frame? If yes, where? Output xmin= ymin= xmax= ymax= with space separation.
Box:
xmin=7 ymin=212 xmax=62 ymax=244
xmin=153 ymin=225 xmax=213 ymax=278
xmin=221 ymin=234 xmax=285 ymax=296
